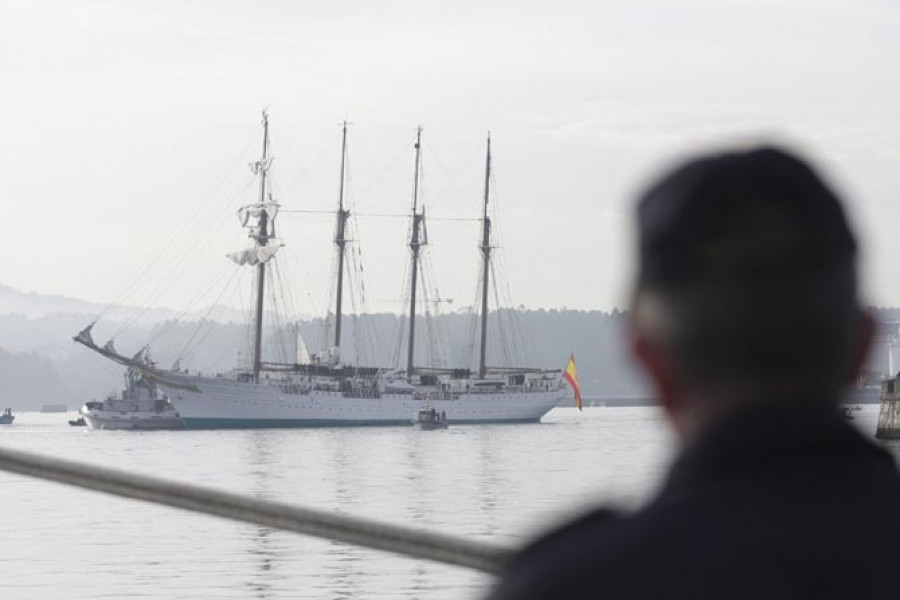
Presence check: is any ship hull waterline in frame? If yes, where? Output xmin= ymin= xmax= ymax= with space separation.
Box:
xmin=82 ymin=413 xmax=186 ymax=431
xmin=158 ymin=372 xmax=565 ymax=430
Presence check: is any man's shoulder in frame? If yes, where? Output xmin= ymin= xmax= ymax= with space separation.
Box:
xmin=488 ymin=433 xmax=900 ymax=600
xmin=510 ymin=506 xmax=624 ymax=567
xmin=489 ymin=503 xmax=680 ymax=600
xmin=503 ymin=488 xmax=709 ymax=564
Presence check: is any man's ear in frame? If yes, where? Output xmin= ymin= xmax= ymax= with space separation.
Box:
xmin=631 ymin=330 xmax=704 ymax=440
xmin=850 ymin=310 xmax=876 ymax=381
xmin=630 ymin=328 xmax=680 ymax=418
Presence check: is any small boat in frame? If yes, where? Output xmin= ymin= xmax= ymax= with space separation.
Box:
xmin=413 ymin=408 xmax=448 ymax=431
xmin=68 ymin=417 xmax=87 ymax=427
xmin=841 ymin=405 xmax=855 ymax=421
xmin=80 ymin=368 xmax=185 ymax=431
xmin=0 ymin=408 xmax=14 ymax=425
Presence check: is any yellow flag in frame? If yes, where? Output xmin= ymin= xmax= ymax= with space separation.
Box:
xmin=564 ymin=355 xmax=582 ymax=411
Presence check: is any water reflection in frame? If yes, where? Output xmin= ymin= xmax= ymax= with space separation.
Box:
xmin=325 ymin=431 xmax=364 ymax=598
xmin=405 ymin=434 xmax=429 ymax=524
xmin=476 ymin=428 xmax=500 ymax=538
xmin=241 ymin=431 xmax=282 ymax=599
xmin=325 ymin=542 xmax=365 ymax=599
xmin=244 ymin=527 xmax=274 ymax=598
xmin=402 ymin=428 xmax=458 ymax=596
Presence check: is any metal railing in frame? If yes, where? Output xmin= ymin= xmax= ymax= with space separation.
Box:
xmin=0 ymin=446 xmax=512 ymax=574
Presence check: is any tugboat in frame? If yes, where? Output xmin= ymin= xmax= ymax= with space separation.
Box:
xmin=413 ymin=408 xmax=448 ymax=431
xmin=80 ymin=364 xmax=185 ymax=431
xmin=0 ymin=408 xmax=14 ymax=425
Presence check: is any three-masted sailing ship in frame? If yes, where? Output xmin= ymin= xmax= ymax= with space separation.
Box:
xmin=74 ymin=113 xmax=567 ymax=428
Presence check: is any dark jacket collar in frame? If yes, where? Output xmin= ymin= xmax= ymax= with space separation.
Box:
xmin=662 ymin=401 xmax=894 ymax=494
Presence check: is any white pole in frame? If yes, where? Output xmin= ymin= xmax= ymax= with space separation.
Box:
xmin=890 ymin=344 xmax=895 ymax=378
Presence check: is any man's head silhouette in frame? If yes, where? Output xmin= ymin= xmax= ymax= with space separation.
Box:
xmin=488 ymin=146 xmax=900 ymax=600
xmin=629 ymin=147 xmax=874 ymax=440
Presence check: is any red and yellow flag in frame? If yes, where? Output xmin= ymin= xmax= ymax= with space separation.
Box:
xmin=564 ymin=355 xmax=582 ymax=411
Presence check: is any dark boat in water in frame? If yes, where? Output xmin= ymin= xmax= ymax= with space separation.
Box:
xmin=68 ymin=417 xmax=87 ymax=427
xmin=0 ymin=408 xmax=14 ymax=425
xmin=413 ymin=408 xmax=448 ymax=430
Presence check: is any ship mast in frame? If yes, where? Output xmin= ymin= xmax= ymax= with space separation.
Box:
xmin=333 ymin=121 xmax=350 ymax=354
xmin=478 ymin=133 xmax=492 ymax=379
xmin=406 ymin=126 xmax=426 ymax=375
xmin=251 ymin=111 xmax=271 ymax=382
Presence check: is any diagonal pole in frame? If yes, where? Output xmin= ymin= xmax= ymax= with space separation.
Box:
xmin=0 ymin=446 xmax=513 ymax=574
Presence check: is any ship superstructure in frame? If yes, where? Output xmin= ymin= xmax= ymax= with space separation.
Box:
xmin=80 ymin=361 xmax=184 ymax=431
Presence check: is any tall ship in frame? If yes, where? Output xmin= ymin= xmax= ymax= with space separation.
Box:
xmin=75 ymin=114 xmax=567 ymax=429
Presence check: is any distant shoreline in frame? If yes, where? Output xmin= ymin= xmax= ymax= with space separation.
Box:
xmin=557 ymin=396 xmax=656 ymax=408
xmin=560 ymin=391 xmax=884 ymax=409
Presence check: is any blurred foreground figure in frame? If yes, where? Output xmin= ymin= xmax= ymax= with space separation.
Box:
xmin=489 ymin=147 xmax=900 ymax=599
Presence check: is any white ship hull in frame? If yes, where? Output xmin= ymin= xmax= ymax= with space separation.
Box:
xmin=82 ymin=411 xmax=185 ymax=431
xmin=159 ymin=372 xmax=565 ymax=429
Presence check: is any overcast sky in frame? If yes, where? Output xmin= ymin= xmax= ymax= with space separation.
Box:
xmin=1 ymin=0 xmax=898 ymax=314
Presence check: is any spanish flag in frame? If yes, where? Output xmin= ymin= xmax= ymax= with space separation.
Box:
xmin=564 ymin=355 xmax=582 ymax=411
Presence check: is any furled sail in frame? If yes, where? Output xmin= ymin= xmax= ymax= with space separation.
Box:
xmin=249 ymin=156 xmax=273 ymax=176
xmin=227 ymin=243 xmax=284 ymax=266
xmin=238 ymin=202 xmax=280 ymax=228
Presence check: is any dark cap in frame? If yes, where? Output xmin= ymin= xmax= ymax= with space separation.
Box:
xmin=636 ymin=147 xmax=857 ymax=288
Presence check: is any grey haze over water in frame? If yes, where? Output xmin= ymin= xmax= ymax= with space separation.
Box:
xmin=0 ymin=282 xmax=648 ymax=409
xmin=3 ymin=283 xmax=900 ymax=410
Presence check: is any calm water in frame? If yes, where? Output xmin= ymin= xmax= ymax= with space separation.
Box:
xmin=0 ymin=405 xmax=885 ymax=599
